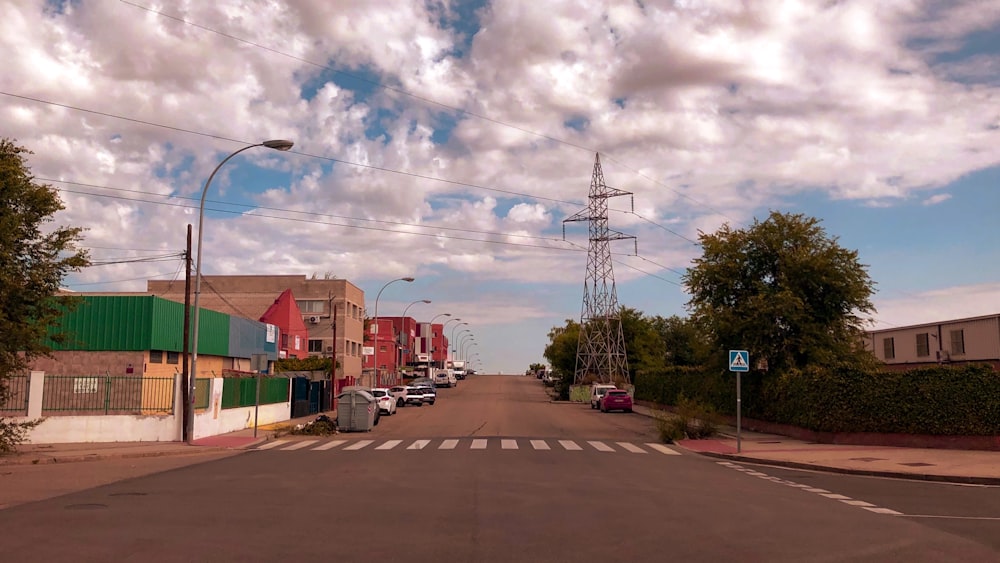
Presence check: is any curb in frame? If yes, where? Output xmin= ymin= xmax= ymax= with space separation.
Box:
xmin=0 ymin=446 xmax=234 ymax=467
xmin=685 ymin=449 xmax=1000 ymax=486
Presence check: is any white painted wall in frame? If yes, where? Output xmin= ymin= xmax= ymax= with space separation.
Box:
xmin=24 ymin=415 xmax=180 ymax=444
xmin=193 ymin=402 xmax=290 ymax=440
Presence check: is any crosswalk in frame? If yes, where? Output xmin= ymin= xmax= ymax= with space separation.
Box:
xmin=253 ymin=437 xmax=682 ymax=455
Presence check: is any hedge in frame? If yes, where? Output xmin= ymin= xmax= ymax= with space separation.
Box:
xmin=634 ymin=363 xmax=1000 ymax=436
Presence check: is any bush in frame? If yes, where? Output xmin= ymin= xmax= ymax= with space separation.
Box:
xmin=0 ymin=418 xmax=42 ymax=454
xmin=653 ymin=395 xmax=723 ymax=442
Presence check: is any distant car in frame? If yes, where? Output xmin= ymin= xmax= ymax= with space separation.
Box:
xmin=414 ymin=385 xmax=436 ymax=405
xmin=389 ymin=385 xmax=408 ymax=407
xmin=404 ymin=386 xmax=426 ymax=407
xmin=590 ymin=384 xmax=617 ymax=409
xmin=370 ymin=388 xmax=398 ymax=416
xmin=600 ymin=389 xmax=633 ymax=413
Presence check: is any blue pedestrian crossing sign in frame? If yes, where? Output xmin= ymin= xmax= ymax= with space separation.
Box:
xmin=729 ymin=350 xmax=749 ymax=372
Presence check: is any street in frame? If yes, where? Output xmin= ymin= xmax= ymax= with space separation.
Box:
xmin=1 ymin=375 xmax=998 ymax=562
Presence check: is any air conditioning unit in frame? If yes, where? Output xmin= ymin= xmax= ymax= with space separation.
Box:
xmin=326 ymin=345 xmax=334 ymax=352
xmin=309 ymin=316 xmax=320 ymax=324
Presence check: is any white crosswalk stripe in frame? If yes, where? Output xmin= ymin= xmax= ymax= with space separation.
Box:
xmin=407 ymin=440 xmax=431 ymax=450
xmin=313 ymin=440 xmax=346 ymax=451
xmin=256 ymin=438 xmax=686 ymax=456
xmin=257 ymin=439 xmax=289 ymax=450
xmin=646 ymin=443 xmax=681 ymax=455
xmin=282 ymin=440 xmax=318 ymax=451
xmin=343 ymin=440 xmax=374 ymax=451
xmin=617 ymin=442 xmax=646 ymax=454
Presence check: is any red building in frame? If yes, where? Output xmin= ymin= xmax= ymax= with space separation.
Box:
xmin=259 ymin=289 xmax=309 ymax=359
xmin=364 ymin=318 xmax=400 ymax=386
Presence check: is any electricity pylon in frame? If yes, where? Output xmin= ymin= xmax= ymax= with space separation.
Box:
xmin=563 ymin=153 xmax=635 ymax=385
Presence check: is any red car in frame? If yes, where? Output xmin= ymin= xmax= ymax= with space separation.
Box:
xmin=600 ymin=389 xmax=633 ymax=413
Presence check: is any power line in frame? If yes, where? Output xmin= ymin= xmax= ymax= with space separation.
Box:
xmin=41 ymin=177 xmax=573 ymax=244
xmin=67 ymin=271 xmax=183 ymax=286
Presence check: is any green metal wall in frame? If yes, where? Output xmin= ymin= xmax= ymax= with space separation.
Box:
xmin=49 ymin=295 xmax=230 ymax=355
xmin=49 ymin=296 xmax=154 ymax=350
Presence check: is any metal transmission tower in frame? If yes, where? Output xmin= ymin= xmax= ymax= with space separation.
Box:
xmin=563 ymin=153 xmax=635 ymax=386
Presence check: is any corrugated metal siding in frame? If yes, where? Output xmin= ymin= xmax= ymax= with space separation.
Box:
xmin=49 ymin=296 xmax=154 ymax=351
xmin=149 ymin=297 xmax=188 ymax=351
xmin=941 ymin=317 xmax=1000 ymax=361
xmin=867 ymin=315 xmax=1000 ymax=365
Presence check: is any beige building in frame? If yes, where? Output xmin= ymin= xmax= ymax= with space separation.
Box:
xmin=865 ymin=313 xmax=1000 ymax=370
xmin=147 ymin=275 xmax=366 ymax=380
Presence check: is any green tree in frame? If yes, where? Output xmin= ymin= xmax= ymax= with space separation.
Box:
xmin=648 ymin=315 xmax=706 ymax=367
xmin=684 ymin=211 xmax=875 ymax=373
xmin=543 ymin=319 xmax=580 ymax=399
xmin=0 ymin=139 xmax=89 ymax=451
xmin=619 ymin=307 xmax=662 ymax=381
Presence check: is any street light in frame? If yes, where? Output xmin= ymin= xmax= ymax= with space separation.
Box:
xmin=454 ymin=330 xmax=472 ymax=363
xmin=463 ymin=341 xmax=478 ymax=363
xmin=371 ymin=277 xmax=415 ymax=388
xmin=401 ymin=299 xmax=431 ymax=319
xmin=188 ymin=139 xmax=294 ymax=444
xmin=459 ymin=334 xmax=474 ymax=361
xmin=429 ymin=313 xmax=451 ymax=325
xmin=450 ymin=322 xmax=469 ymax=361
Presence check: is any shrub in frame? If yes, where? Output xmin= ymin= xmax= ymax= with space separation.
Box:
xmin=653 ymin=395 xmax=723 ymax=442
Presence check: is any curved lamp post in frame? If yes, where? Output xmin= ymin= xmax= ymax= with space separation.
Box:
xmin=401 ymin=299 xmax=431 ymax=319
xmin=454 ymin=330 xmax=472 ymax=363
xmin=429 ymin=313 xmax=451 ymax=325
xmin=441 ymin=318 xmax=462 ymax=364
xmin=463 ymin=340 xmax=478 ymax=363
xmin=188 ymin=139 xmax=293 ymax=444
xmin=372 ymin=277 xmax=415 ymax=388
xmin=450 ymin=322 xmax=469 ymax=362
xmin=398 ymin=300 xmax=429 ymax=374
xmin=459 ymin=335 xmax=475 ymax=362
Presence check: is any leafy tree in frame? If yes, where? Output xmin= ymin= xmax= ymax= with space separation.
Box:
xmin=543 ymin=319 xmax=580 ymax=399
xmin=619 ymin=307 xmax=662 ymax=381
xmin=648 ymin=315 xmax=706 ymax=367
xmin=0 ymin=139 xmax=89 ymax=451
xmin=684 ymin=211 xmax=875 ymax=373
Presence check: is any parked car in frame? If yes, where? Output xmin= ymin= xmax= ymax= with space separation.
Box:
xmin=404 ymin=386 xmax=427 ymax=407
xmin=542 ymin=372 xmax=557 ymax=386
xmin=600 ymin=389 xmax=633 ymax=413
xmin=370 ymin=388 xmax=398 ymax=416
xmin=389 ymin=385 xmax=408 ymax=407
xmin=414 ymin=385 xmax=437 ymax=405
xmin=590 ymin=384 xmax=617 ymax=409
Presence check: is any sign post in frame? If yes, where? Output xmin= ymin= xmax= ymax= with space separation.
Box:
xmin=729 ymin=350 xmax=749 ymax=453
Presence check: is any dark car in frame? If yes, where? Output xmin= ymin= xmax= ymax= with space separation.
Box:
xmin=415 ymin=386 xmax=436 ymax=406
xmin=600 ymin=389 xmax=633 ymax=413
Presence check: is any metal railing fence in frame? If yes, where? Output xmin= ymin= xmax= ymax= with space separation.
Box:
xmin=41 ymin=375 xmax=175 ymax=415
xmin=0 ymin=375 xmax=29 ymax=414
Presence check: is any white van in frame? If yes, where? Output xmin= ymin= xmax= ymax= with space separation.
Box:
xmin=590 ymin=384 xmax=617 ymax=409
xmin=433 ymin=369 xmax=457 ymax=388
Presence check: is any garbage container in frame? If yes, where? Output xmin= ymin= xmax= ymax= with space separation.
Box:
xmin=336 ymin=389 xmax=377 ymax=432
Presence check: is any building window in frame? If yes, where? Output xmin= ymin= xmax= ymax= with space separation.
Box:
xmin=149 ymin=350 xmax=163 ymax=363
xmin=883 ymin=337 xmax=895 ymax=360
xmin=296 ymin=300 xmax=325 ymax=314
xmin=309 ymin=339 xmax=324 ymax=353
xmin=916 ymin=333 xmax=930 ymax=357
xmin=166 ymin=351 xmax=180 ymax=365
xmin=950 ymin=329 xmax=965 ymax=355
xmin=379 ymin=345 xmax=388 ymax=353
xmin=281 ymin=334 xmax=289 ymax=348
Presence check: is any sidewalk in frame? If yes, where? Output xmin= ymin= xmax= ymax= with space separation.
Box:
xmin=632 ymin=404 xmax=1000 ymax=485
xmin=0 ymin=411 xmax=333 ymax=466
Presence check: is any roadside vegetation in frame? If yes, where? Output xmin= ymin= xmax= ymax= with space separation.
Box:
xmin=543 ymin=211 xmax=1000 ymax=438
xmin=0 ymin=139 xmax=89 ymax=453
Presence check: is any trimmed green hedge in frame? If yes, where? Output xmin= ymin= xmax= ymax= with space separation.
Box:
xmin=634 ymin=364 xmax=1000 ymax=436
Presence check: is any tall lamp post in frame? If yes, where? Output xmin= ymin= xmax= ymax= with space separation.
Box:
xmin=429 ymin=313 xmax=451 ymax=325
xmin=464 ymin=341 xmax=478 ymax=363
xmin=188 ymin=139 xmax=294 ymax=444
xmin=371 ymin=276 xmax=415 ymax=388
xmin=441 ymin=318 xmax=462 ymax=365
xmin=450 ymin=322 xmax=469 ymax=362
xmin=399 ymin=300 xmax=430 ymax=373
xmin=454 ymin=329 xmax=471 ymax=363
xmin=459 ymin=334 xmax=474 ymax=361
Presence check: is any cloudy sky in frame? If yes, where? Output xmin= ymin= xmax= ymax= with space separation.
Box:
xmin=4 ymin=0 xmax=1000 ymax=374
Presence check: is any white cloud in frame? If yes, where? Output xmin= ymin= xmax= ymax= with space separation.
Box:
xmin=922 ymin=193 xmax=952 ymax=205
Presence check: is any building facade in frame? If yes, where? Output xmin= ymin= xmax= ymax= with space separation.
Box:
xmin=865 ymin=313 xmax=1000 ymax=370
xmin=148 ymin=275 xmax=366 ymax=380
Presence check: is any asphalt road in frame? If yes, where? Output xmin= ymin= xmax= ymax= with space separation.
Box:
xmin=1 ymin=375 xmax=998 ymax=562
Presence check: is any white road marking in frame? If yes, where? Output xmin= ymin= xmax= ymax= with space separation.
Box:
xmin=803 ymin=488 xmax=831 ymax=494
xmin=282 ymin=440 xmax=318 ymax=451
xmin=863 ymin=507 xmax=904 ymax=515
xmin=842 ymin=500 xmax=876 ymax=507
xmin=588 ymin=441 xmax=615 ymax=452
xmin=821 ymin=493 xmax=853 ymax=500
xmin=559 ymin=440 xmax=582 ymax=451
xmin=256 ymin=440 xmax=289 ymax=450
xmin=439 ymin=439 xmax=459 ymax=450
xmin=501 ymin=439 xmax=518 ymax=450
xmin=530 ymin=440 xmax=550 ymax=450
xmin=376 ymin=440 xmax=403 ymax=450
xmin=471 ymin=439 xmax=488 ymax=450
xmin=343 ymin=440 xmax=374 ymax=451
xmin=313 ymin=440 xmax=347 ymax=451
xmin=407 ymin=440 xmax=430 ymax=450
xmin=617 ymin=442 xmax=647 ymax=454
xmin=902 ymin=515 xmax=1000 ymax=520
